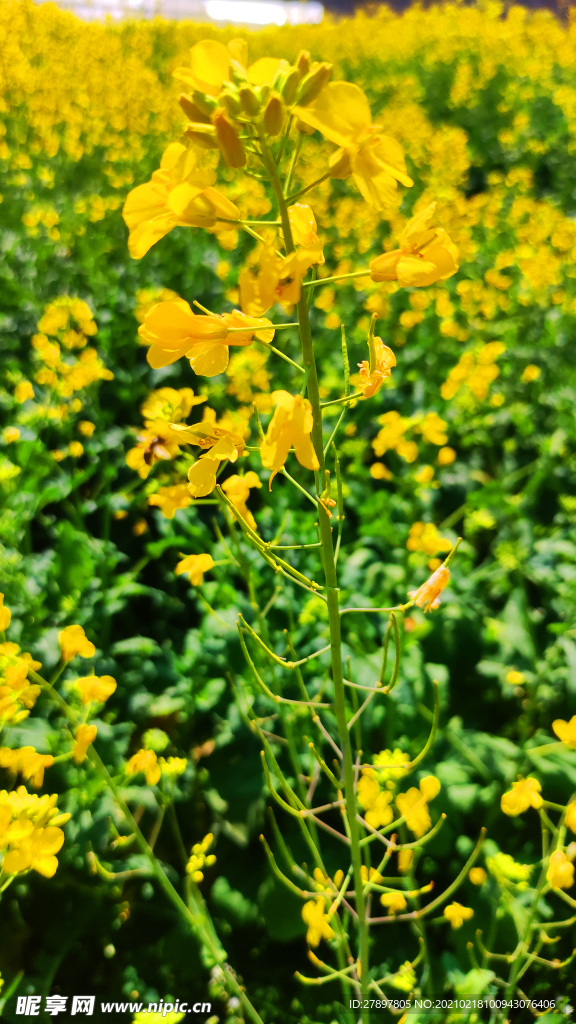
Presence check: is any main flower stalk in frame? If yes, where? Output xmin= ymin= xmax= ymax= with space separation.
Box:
xmin=261 ymin=135 xmax=370 ymax=1012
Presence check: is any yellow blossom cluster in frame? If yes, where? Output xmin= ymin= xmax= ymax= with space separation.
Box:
xmin=0 ymin=787 xmax=70 ymax=879
xmin=357 ymin=760 xmax=441 ymax=838
xmin=186 ymin=833 xmax=216 ymax=882
xmin=441 ymin=342 xmax=506 ymax=403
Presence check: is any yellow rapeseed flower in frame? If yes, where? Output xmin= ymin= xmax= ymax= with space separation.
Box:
xmin=370 ymin=204 xmax=458 ymax=287
xmin=294 ymin=81 xmax=413 ymax=209
xmin=358 ymin=336 xmax=396 ymax=398
xmin=239 ymin=242 xmax=324 ymax=317
xmin=0 ymin=747 xmax=54 ymax=788
xmin=0 ymin=596 xmax=11 ymax=632
xmin=444 ymin=902 xmax=474 ymax=929
xmin=260 ymin=391 xmax=320 ymax=486
xmin=126 ymin=749 xmax=161 ymax=786
xmin=469 ymin=867 xmax=487 ymax=885
xmin=408 ymin=565 xmax=450 ymax=612
xmin=175 ymin=554 xmax=215 ymax=586
xmin=72 ymin=724 xmax=97 ymax=764
xmin=123 ymin=143 xmax=240 ymax=260
xmin=221 ymin=471 xmax=262 ymax=530
xmin=58 ymin=625 xmax=95 ymax=662
xmin=566 ymin=801 xmax=576 ymax=834
xmin=396 ymin=776 xmax=440 ymax=838
xmin=501 ymin=777 xmax=543 ymax=816
xmin=301 ymin=898 xmax=335 ymax=946
xmin=2 ymin=824 xmax=65 ymax=878
xmin=553 ymin=716 xmax=576 ymax=749
xmin=357 ymin=769 xmax=394 ymax=829
xmin=75 ymin=674 xmax=117 ymax=705
xmin=14 ymin=381 xmax=35 ymax=402
xmin=148 ymin=484 xmax=192 ymax=519
xmin=547 ymin=850 xmax=574 ymax=890
xmin=380 ymin=891 xmax=407 ymax=913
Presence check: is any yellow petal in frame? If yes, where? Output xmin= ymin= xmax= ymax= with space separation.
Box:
xmin=160 ymin=142 xmax=188 ymax=171
xmin=187 ymin=458 xmax=218 ymax=497
xmin=396 ymin=254 xmax=444 ymax=287
xmin=127 ymin=214 xmax=176 ymax=260
xmin=294 ymin=82 xmax=371 ymax=147
xmin=189 ymin=40 xmax=231 ymax=95
xmin=248 ymin=57 xmax=282 ymax=86
xmin=147 ymin=344 xmax=189 ymax=369
xmin=188 ymin=341 xmax=229 ymax=376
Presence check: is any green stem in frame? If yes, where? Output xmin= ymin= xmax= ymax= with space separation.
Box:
xmin=260 ymin=133 xmax=370 ymax=1017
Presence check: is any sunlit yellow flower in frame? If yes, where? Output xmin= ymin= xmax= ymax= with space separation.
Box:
xmin=68 ymin=441 xmax=83 ymax=458
xmin=487 ymin=852 xmax=532 ymax=888
xmin=175 ymin=553 xmax=215 ymax=586
xmin=358 ymin=337 xmax=396 ymax=398
xmin=294 ymin=82 xmax=413 ymax=209
xmin=380 ymin=891 xmax=407 ymax=913
xmin=3 ymin=428 xmax=20 ymax=444
xmin=437 ymin=447 xmax=456 ymax=466
xmin=140 ymin=387 xmax=205 ymax=424
xmin=159 ymin=421 xmax=245 ymax=498
xmin=138 ymin=300 xmax=274 ymax=375
xmin=75 ymin=674 xmax=117 ymax=705
xmin=408 ymin=565 xmax=450 ymax=612
xmin=58 ymin=624 xmax=95 ymax=662
xmin=239 ymin=242 xmax=324 ymax=317
xmin=148 ymin=484 xmax=192 ymax=519
xmin=3 ymin=825 xmax=64 ymax=878
xmin=0 ymin=596 xmax=11 ymax=632
xmin=126 ymin=749 xmax=161 ymax=786
xmin=522 ymin=364 xmax=540 ymax=383
xmin=260 ymin=390 xmax=320 ymax=487
xmin=186 ymin=832 xmax=216 ymax=882
xmin=506 ymin=670 xmax=525 ymax=685
xmin=123 ymin=143 xmax=239 ymax=259
xmin=15 ymin=381 xmax=35 ymax=403
xmin=0 ymin=747 xmax=54 ymax=788
xmin=370 ymin=204 xmax=458 ymax=287
xmin=553 ymin=716 xmax=576 ymax=749
xmin=125 ymin=423 xmax=182 ymax=480
xmin=370 ymin=462 xmax=392 ymax=481
xmin=301 ymin=898 xmax=335 ymax=946
xmin=396 ymin=777 xmax=440 ymax=838
xmin=159 ymin=756 xmax=187 ymax=778
xmin=78 ymin=421 xmax=95 ymax=436
xmin=444 ymin=902 xmax=474 ymax=929
xmin=406 ymin=522 xmax=451 ymax=557
xmin=72 ymin=724 xmax=97 ymax=764
xmin=372 ymin=748 xmax=409 ymax=782
xmin=221 ymin=471 xmax=262 ymax=530
xmin=547 ymin=850 xmax=574 ymax=890
xmin=172 ymin=39 xmax=234 ymax=95
xmin=288 ymin=204 xmax=320 ymax=247
xmin=501 ymin=777 xmax=543 ymax=816
xmin=357 ymin=769 xmax=394 ymax=829
xmin=469 ymin=867 xmax=487 ymax=885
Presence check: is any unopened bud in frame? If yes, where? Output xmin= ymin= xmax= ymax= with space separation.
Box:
xmin=272 ymin=59 xmax=291 ymax=92
xmin=281 ymin=67 xmax=300 ymax=106
xmin=329 ymin=147 xmax=351 ymax=179
xmin=296 ymin=50 xmax=311 ymax=78
xmin=295 ymin=63 xmax=333 ymax=106
xmin=228 ymin=38 xmax=248 ymax=68
xmin=192 ymin=90 xmax=218 ymax=117
xmin=179 ymin=94 xmax=210 ymax=124
xmin=183 ymin=123 xmax=219 ymax=150
xmin=212 ymin=108 xmax=246 ymax=168
xmin=220 ymin=87 xmax=241 ymax=117
xmin=263 ymin=93 xmax=285 ymax=136
xmin=229 ymin=59 xmax=249 ymax=86
xmin=239 ymin=85 xmax=260 ymax=116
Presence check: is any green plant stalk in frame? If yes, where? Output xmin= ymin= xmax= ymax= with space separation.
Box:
xmin=30 ymin=668 xmax=264 ymax=1024
xmin=260 ymin=134 xmax=371 ymax=1015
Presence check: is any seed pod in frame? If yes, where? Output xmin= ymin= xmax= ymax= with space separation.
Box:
xmin=281 ymin=68 xmax=300 ymax=106
xmin=295 ymin=63 xmax=333 ymax=106
xmin=212 ymin=108 xmax=246 ymax=168
xmin=263 ymin=93 xmax=285 ymax=137
xmin=296 ymin=50 xmax=311 ymax=78
xmin=239 ymin=85 xmax=260 ymax=116
xmin=179 ymin=94 xmax=210 ymax=124
xmin=192 ymin=90 xmax=219 ymax=117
